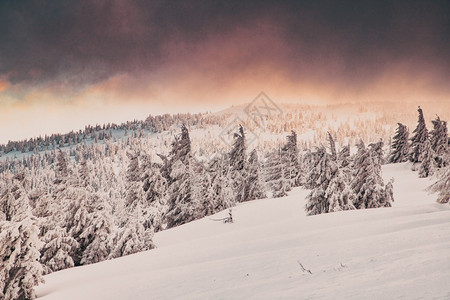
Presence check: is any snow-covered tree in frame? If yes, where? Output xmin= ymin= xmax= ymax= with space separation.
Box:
xmin=141 ymin=154 xmax=167 ymax=232
xmin=337 ymin=145 xmax=352 ymax=183
xmin=109 ymin=208 xmax=154 ymax=259
xmin=165 ymin=125 xmax=196 ymax=228
xmin=265 ymin=149 xmax=289 ymax=198
xmin=80 ymin=196 xmax=114 ymax=265
xmin=281 ymin=131 xmax=300 ymax=187
xmin=305 ymin=146 xmax=356 ymax=215
xmin=244 ymin=149 xmax=266 ymax=201
xmin=351 ymin=141 xmax=393 ymax=209
xmin=0 ymin=173 xmax=44 ymax=300
xmin=204 ymin=156 xmax=235 ymax=214
xmin=418 ymin=138 xmax=436 ymax=178
xmin=409 ymin=106 xmax=428 ymax=163
xmin=430 ymin=116 xmax=449 ymax=168
xmin=229 ymin=125 xmax=247 ymax=202
xmin=40 ymin=226 xmax=78 ymax=274
xmin=327 ymin=132 xmax=337 ymax=160
xmin=389 ymin=123 xmax=410 ymax=163
xmin=428 ymin=165 xmax=450 ymax=204
xmin=305 ymin=147 xmax=330 ymax=215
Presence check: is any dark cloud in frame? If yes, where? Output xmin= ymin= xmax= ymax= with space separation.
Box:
xmin=0 ymin=0 xmax=449 ymax=94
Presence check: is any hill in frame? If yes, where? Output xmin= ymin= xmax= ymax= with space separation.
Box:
xmin=35 ymin=162 xmax=450 ymax=299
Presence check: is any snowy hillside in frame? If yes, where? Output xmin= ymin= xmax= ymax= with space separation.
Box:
xmin=35 ymin=163 xmax=450 ymax=299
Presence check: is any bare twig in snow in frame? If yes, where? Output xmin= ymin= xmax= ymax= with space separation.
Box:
xmin=297 ymin=261 xmax=312 ymax=274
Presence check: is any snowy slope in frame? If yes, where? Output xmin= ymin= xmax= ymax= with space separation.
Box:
xmin=36 ymin=163 xmax=450 ymax=299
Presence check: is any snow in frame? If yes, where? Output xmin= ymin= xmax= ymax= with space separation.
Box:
xmin=36 ymin=163 xmax=450 ymax=299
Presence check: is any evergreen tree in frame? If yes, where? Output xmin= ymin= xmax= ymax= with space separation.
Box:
xmin=165 ymin=125 xmax=195 ymax=228
xmin=410 ymin=106 xmax=428 ymax=163
xmin=109 ymin=207 xmax=154 ymax=259
xmin=117 ymin=151 xmax=156 ymax=254
xmin=305 ymin=146 xmax=356 ymax=215
xmin=265 ymin=149 xmax=289 ymax=198
xmin=40 ymin=226 xmax=78 ymax=274
xmin=418 ymin=139 xmax=435 ymax=178
xmin=337 ymin=145 xmax=352 ymax=183
xmin=244 ymin=150 xmax=267 ymax=201
xmin=351 ymin=141 xmax=393 ymax=209
xmin=0 ymin=173 xmax=44 ymax=300
xmin=430 ymin=116 xmax=449 ymax=168
xmin=141 ymin=154 xmax=167 ymax=232
xmin=204 ymin=156 xmax=235 ymax=215
xmin=305 ymin=147 xmax=330 ymax=215
xmin=327 ymin=132 xmax=337 ymax=160
xmin=229 ymin=125 xmax=247 ymax=202
xmin=389 ymin=123 xmax=410 ymax=163
xmin=428 ymin=165 xmax=450 ymax=204
xmin=281 ymin=131 xmax=301 ymax=186
xmin=80 ymin=196 xmax=114 ymax=265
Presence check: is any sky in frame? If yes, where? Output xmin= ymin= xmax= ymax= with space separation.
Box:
xmin=0 ymin=0 xmax=449 ymax=143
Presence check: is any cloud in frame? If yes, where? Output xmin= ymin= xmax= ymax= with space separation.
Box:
xmin=0 ymin=0 xmax=448 ymax=109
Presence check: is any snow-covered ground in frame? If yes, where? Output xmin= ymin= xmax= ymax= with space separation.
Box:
xmin=36 ymin=163 xmax=450 ymax=299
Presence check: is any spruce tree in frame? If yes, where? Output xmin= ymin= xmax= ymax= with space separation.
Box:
xmin=327 ymin=132 xmax=337 ymax=161
xmin=281 ymin=131 xmax=300 ymax=186
xmin=264 ymin=149 xmax=289 ymax=198
xmin=305 ymin=147 xmax=330 ymax=215
xmin=337 ymin=145 xmax=352 ymax=183
xmin=229 ymin=125 xmax=247 ymax=202
xmin=205 ymin=156 xmax=235 ymax=214
xmin=40 ymin=226 xmax=78 ymax=274
xmin=418 ymin=138 xmax=435 ymax=178
xmin=428 ymin=165 xmax=450 ymax=204
xmin=430 ymin=116 xmax=449 ymax=168
xmin=389 ymin=123 xmax=410 ymax=163
xmin=351 ymin=141 xmax=393 ymax=209
xmin=244 ymin=149 xmax=267 ymax=201
xmin=0 ymin=173 xmax=44 ymax=300
xmin=410 ymin=106 xmax=428 ymax=163
xmin=80 ymin=196 xmax=114 ymax=265
xmin=165 ymin=125 xmax=195 ymax=228
xmin=141 ymin=154 xmax=168 ymax=232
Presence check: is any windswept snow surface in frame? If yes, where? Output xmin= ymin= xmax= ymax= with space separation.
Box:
xmin=36 ymin=163 xmax=450 ymax=299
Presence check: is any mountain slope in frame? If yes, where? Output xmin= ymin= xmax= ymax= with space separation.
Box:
xmin=36 ymin=163 xmax=450 ymax=299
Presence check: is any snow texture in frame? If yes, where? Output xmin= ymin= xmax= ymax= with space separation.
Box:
xmin=36 ymin=163 xmax=450 ymax=299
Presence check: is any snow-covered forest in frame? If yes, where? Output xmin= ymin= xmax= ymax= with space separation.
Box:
xmin=0 ymin=104 xmax=449 ymax=300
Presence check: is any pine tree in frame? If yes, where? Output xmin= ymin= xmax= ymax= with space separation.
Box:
xmin=305 ymin=147 xmax=330 ymax=215
xmin=418 ymin=138 xmax=436 ymax=178
xmin=430 ymin=116 xmax=449 ymax=168
xmin=265 ymin=149 xmax=289 ymax=198
xmin=80 ymin=196 xmax=114 ymax=265
xmin=327 ymin=132 xmax=337 ymax=160
xmin=141 ymin=154 xmax=167 ymax=232
xmin=410 ymin=106 xmax=428 ymax=163
xmin=165 ymin=125 xmax=195 ymax=228
xmin=54 ymin=149 xmax=69 ymax=185
xmin=205 ymin=156 xmax=235 ymax=214
xmin=337 ymin=145 xmax=352 ymax=183
xmin=326 ymin=167 xmax=356 ymax=213
xmin=305 ymin=146 xmax=356 ymax=215
xmin=389 ymin=123 xmax=410 ymax=163
xmin=229 ymin=125 xmax=247 ymax=202
xmin=109 ymin=207 xmax=154 ymax=259
xmin=0 ymin=173 xmax=44 ymax=300
xmin=281 ymin=131 xmax=301 ymax=186
xmin=351 ymin=141 xmax=393 ymax=209
xmin=40 ymin=226 xmax=78 ymax=274
xmin=428 ymin=165 xmax=450 ymax=204
xmin=117 ymin=151 xmax=156 ymax=254
xmin=244 ymin=149 xmax=267 ymax=201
